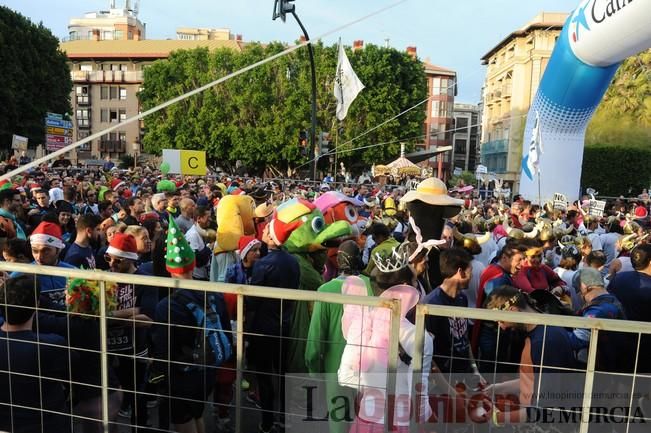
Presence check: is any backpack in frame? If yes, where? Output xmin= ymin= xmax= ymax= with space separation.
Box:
xmin=174 ymin=291 xmax=232 ymax=371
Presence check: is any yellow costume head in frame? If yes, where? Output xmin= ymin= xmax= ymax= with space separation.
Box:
xmin=214 ymin=195 xmax=255 ymax=254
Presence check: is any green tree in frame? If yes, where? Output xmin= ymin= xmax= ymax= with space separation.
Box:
xmin=139 ymin=42 xmax=427 ymax=173
xmin=447 ymin=171 xmax=476 ymax=188
xmin=586 ymin=49 xmax=651 ymax=146
xmin=0 ymin=6 xmax=71 ymax=151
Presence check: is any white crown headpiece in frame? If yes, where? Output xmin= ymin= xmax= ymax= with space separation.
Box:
xmin=374 ymin=244 xmax=409 ymax=273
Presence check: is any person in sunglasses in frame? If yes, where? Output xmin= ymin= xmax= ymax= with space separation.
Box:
xmin=105 ymin=233 xmax=156 ymax=430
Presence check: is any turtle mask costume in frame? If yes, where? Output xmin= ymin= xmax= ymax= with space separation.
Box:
xmin=270 ymin=198 xmax=352 ymax=374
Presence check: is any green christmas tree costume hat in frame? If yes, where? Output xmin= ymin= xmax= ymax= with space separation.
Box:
xmin=165 ymin=215 xmax=196 ymax=275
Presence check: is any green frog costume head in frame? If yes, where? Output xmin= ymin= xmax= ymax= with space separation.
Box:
xmin=268 ymin=198 xmax=352 ymax=253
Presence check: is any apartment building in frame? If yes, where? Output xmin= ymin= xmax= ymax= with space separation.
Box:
xmin=176 ymin=27 xmax=241 ymax=41
xmin=66 ymin=1 xmax=145 ymax=42
xmin=61 ymin=39 xmax=243 ymax=160
xmin=452 ymin=103 xmax=480 ymax=173
xmin=423 ymin=60 xmax=457 ymax=179
xmin=479 ymin=12 xmax=568 ymax=189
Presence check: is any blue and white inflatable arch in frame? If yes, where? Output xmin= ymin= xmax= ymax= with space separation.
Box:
xmin=519 ymin=0 xmax=651 ymax=202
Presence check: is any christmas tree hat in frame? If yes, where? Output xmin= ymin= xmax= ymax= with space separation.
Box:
xmin=165 ymin=215 xmax=195 ymax=275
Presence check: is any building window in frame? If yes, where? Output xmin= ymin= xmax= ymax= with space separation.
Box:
xmin=440 ymin=78 xmax=448 ymax=95
xmin=100 ymin=86 xmax=108 ymax=100
xmin=110 ymin=86 xmax=118 ymax=99
xmin=128 ymin=31 xmax=133 ymax=39
xmin=76 ymin=109 xmax=89 ymax=119
xmin=454 ymin=138 xmax=467 ymax=154
xmin=119 ymin=87 xmax=127 ymax=100
xmin=100 ymin=109 xmax=108 ymax=122
xmin=114 ymin=30 xmax=124 ymax=39
xmin=119 ymin=109 xmax=127 ymax=121
xmin=456 ymin=117 xmax=469 ymax=132
xmin=80 ymin=64 xmax=93 ymax=72
xmin=103 ymin=31 xmax=113 ymax=40
xmin=78 ymin=130 xmax=91 ymax=151
xmin=110 ymin=110 xmax=118 ymax=122
xmin=431 ymin=101 xmax=440 ymax=118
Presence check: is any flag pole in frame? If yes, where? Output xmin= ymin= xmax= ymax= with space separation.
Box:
xmin=335 ymin=38 xmax=342 ymax=178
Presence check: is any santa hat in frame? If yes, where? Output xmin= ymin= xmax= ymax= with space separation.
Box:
xmin=0 ymin=180 xmax=13 ymax=191
xmin=267 ymin=200 xmax=315 ymax=246
xmin=110 ymin=178 xmax=125 ymax=190
xmin=30 ymin=222 xmax=65 ymax=250
xmin=238 ymin=235 xmax=261 ymax=260
xmin=139 ymin=212 xmax=159 ymax=224
xmin=635 ymin=205 xmax=648 ymax=219
xmin=165 ymin=216 xmax=195 ymax=275
xmin=268 ymin=218 xmax=302 ymax=246
xmin=106 ymin=233 xmax=139 ymax=260
xmin=29 ymin=183 xmax=42 ymax=194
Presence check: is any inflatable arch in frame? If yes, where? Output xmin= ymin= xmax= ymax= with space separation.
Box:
xmin=519 ymin=0 xmax=651 ymax=202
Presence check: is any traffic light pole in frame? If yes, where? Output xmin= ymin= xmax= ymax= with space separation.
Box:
xmin=291 ymin=11 xmax=318 ymax=181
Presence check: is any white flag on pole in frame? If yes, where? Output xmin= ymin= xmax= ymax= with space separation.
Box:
xmin=334 ymin=42 xmax=365 ymax=120
xmin=524 ymin=111 xmax=543 ymax=179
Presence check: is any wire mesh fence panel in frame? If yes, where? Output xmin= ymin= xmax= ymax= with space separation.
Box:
xmin=2 ymin=263 xmax=651 ymax=433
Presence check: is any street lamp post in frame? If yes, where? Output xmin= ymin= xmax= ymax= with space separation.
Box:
xmin=273 ymin=0 xmax=318 ymax=181
xmin=132 ymin=141 xmax=139 ymax=170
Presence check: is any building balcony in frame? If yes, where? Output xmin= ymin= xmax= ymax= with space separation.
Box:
xmin=70 ymin=70 xmax=144 ymax=84
xmin=76 ymin=119 xmax=91 ymax=129
xmin=481 ymin=139 xmax=508 ymax=157
xmin=99 ymin=140 xmax=126 ymax=153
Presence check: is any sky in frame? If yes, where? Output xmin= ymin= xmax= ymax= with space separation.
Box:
xmin=3 ymin=0 xmax=576 ymax=103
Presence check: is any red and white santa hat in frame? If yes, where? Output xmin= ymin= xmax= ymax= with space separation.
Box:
xmin=110 ymin=178 xmax=126 ymax=191
xmin=30 ymin=222 xmax=65 ymax=250
xmin=106 ymin=232 xmax=139 ymax=260
xmin=29 ymin=183 xmax=42 ymax=194
xmin=267 ymin=218 xmax=301 ymax=246
xmin=238 ymin=235 xmax=261 ymax=260
xmin=635 ymin=205 xmax=648 ymax=219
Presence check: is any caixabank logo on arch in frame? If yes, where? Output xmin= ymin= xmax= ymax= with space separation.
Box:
xmin=568 ymin=0 xmax=650 ymax=67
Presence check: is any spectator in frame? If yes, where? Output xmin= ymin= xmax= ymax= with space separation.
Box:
xmin=305 ymin=241 xmax=371 ymax=433
xmin=0 ymin=188 xmax=26 ymax=240
xmin=485 ymin=286 xmax=579 ymax=427
xmin=105 ymin=233 xmax=156 ymax=428
xmin=424 ymin=247 xmax=484 ymax=382
xmin=64 ymin=214 xmax=100 ymax=269
xmin=185 ymin=205 xmax=213 ymax=281
xmin=247 ymin=223 xmax=300 ymax=433
xmin=175 ymin=198 xmax=196 ymax=234
xmin=0 ymin=276 xmax=72 ymax=433
xmin=11 ymin=222 xmax=75 ymax=310
xmin=151 ymin=193 xmax=169 ymax=228
xmin=152 ymin=217 xmax=231 ymax=433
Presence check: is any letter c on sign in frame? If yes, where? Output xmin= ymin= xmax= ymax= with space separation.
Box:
xmin=188 ymin=156 xmax=198 ymax=169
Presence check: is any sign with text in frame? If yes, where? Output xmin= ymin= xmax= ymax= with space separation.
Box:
xmin=162 ymin=149 xmax=207 ymax=176
xmin=45 ymin=112 xmax=73 ymax=151
xmin=11 ymin=134 xmax=28 ymax=150
xmin=553 ymin=192 xmax=568 ymax=210
xmin=589 ymin=199 xmax=606 ymax=218
xmin=46 ymin=126 xmax=73 ymax=137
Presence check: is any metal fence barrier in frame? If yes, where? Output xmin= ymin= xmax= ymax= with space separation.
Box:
xmin=2 ymin=261 xmax=651 ymax=433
